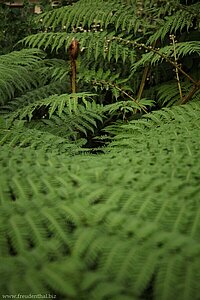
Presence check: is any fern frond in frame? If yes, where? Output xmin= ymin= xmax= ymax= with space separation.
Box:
xmin=131 ymin=42 xmax=200 ymax=73
xmin=0 ymin=49 xmax=46 ymax=105
xmin=1 ymin=97 xmax=200 ymax=297
xmin=155 ymin=255 xmax=200 ymax=300
xmin=0 ymin=81 xmax=67 ymax=114
xmin=37 ymin=0 xmax=148 ymax=35
xmin=103 ymin=99 xmax=154 ymax=119
xmin=0 ymin=118 xmax=85 ymax=153
xmin=8 ymin=92 xmax=96 ymax=121
xmin=0 ymin=48 xmax=45 ymax=66
xmin=148 ymin=3 xmax=200 ymax=44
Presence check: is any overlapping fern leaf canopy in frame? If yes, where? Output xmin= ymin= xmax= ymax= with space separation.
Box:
xmin=0 ymin=0 xmax=200 ymax=299
xmin=1 ymin=101 xmax=200 ymax=299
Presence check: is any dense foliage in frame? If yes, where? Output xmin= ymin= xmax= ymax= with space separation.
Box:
xmin=1 ymin=102 xmax=200 ymax=299
xmin=0 ymin=1 xmax=36 ymax=54
xmin=0 ymin=0 xmax=200 ymax=299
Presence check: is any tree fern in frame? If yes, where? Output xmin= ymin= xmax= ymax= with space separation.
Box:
xmin=1 ymin=100 xmax=200 ymax=298
xmin=0 ymin=1 xmax=200 ymax=299
xmin=18 ymin=0 xmax=200 ymax=108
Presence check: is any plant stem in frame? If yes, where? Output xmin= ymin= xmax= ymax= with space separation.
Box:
xmin=170 ymin=35 xmax=183 ymax=101
xmin=134 ymin=41 xmax=196 ymax=85
xmin=113 ymin=36 xmax=196 ymax=85
xmin=69 ymin=38 xmax=79 ymax=93
xmin=179 ymin=80 xmax=200 ymax=104
xmin=137 ymin=66 xmax=149 ymax=100
xmin=71 ymin=59 xmax=77 ymax=93
xmin=94 ymin=79 xmax=148 ymax=113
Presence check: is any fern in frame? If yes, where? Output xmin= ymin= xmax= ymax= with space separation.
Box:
xmin=8 ymin=92 xmax=94 ymax=119
xmin=0 ymin=1 xmax=200 ymax=299
xmin=36 ymin=0 xmax=149 ymax=34
xmin=130 ymin=42 xmax=200 ymax=73
xmin=0 ymin=49 xmax=45 ymax=104
xmin=0 ymin=81 xmax=67 ymax=113
xmin=0 ymin=49 xmax=71 ymax=111
xmin=148 ymin=2 xmax=200 ymax=44
xmin=12 ymin=0 xmax=198 ymax=111
xmin=0 ymin=118 xmax=85 ymax=154
xmin=1 ymin=100 xmax=200 ymax=298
